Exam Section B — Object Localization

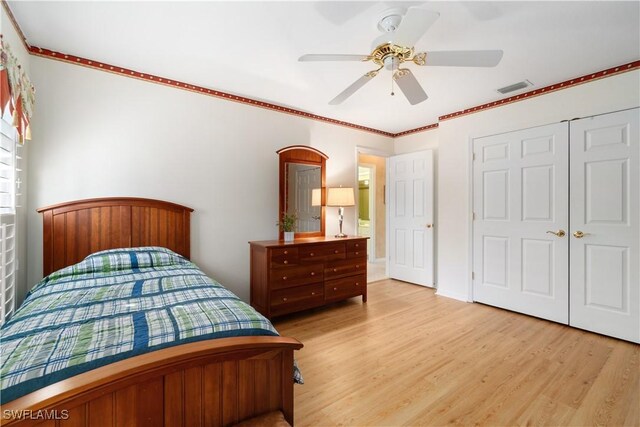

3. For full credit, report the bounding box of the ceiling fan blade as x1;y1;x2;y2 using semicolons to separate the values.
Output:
423;50;504;67
393;8;440;48
393;69;428;105
299;54;369;62
329;71;378;105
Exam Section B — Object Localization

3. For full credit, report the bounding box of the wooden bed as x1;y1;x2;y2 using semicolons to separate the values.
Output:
2;197;303;427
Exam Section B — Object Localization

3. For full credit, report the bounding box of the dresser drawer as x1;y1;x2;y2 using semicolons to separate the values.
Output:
269;264;324;289
346;240;367;259
325;274;366;302
271;283;324;315
299;242;346;262
325;257;367;280
270;247;299;267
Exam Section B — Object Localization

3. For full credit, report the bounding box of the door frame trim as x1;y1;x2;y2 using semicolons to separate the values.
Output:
468;136;475;302
355;146;391;276
357;162;377;262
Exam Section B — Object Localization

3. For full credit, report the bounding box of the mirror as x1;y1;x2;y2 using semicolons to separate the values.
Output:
285;163;322;232
277;146;328;239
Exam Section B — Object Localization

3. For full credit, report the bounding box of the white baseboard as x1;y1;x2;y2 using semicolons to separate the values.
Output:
435;288;472;303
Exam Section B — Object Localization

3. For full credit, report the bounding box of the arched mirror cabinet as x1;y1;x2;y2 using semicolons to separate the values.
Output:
277;145;328;239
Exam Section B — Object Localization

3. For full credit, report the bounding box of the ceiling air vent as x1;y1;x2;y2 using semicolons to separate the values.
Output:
497;80;533;94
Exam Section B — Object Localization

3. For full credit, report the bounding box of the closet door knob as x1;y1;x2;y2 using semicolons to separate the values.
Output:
573;231;590;238
546;230;565;237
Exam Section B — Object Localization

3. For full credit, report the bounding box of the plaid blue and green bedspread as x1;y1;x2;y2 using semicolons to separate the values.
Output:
0;247;300;404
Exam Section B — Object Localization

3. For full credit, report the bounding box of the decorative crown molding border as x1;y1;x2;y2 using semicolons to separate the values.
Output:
3;0;639;139
394;123;439;138
29;46;395;138
438;60;640;122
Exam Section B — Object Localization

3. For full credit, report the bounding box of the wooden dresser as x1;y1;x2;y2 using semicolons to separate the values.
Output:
249;237;368;318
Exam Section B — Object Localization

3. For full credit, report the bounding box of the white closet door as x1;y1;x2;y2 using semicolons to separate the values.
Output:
569;108;639;343
473;123;569;323
388;150;434;286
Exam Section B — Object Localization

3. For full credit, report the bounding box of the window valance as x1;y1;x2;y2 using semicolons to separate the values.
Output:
0;35;35;143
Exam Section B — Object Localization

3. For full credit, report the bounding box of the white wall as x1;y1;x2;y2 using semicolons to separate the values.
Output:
395;71;640;301
27;56;393;302
1;8;30;306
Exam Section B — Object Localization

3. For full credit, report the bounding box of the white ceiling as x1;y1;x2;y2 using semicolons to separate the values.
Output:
9;1;640;134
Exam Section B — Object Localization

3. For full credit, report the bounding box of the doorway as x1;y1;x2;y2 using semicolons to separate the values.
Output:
358;164;375;262
357;151;388;282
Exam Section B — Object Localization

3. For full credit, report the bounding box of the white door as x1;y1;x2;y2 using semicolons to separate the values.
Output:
569;108;639;343
295;167;321;232
473;123;569;323
388;150;434;286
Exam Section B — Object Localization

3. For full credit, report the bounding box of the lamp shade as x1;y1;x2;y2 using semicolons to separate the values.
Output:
311;188;322;206
326;187;355;207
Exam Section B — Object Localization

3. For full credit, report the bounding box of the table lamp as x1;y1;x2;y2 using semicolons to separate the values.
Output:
326;187;355;238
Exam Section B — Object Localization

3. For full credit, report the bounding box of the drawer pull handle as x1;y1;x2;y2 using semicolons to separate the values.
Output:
355;252;359;255
334;250;339;254
282;297;288;302
282;276;287;280
284;250;288;255
283;260;288;265
311;292;316;296
356;283;360;286
356;265;360;268
310;253;314;257
333;287;337;291
333;268;338;272
311;272;315;276
355;243;359;247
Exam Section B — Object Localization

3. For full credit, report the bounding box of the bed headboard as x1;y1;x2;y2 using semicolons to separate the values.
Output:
37;197;194;276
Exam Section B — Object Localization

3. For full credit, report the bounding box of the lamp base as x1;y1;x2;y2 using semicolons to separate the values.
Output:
334;233;348;238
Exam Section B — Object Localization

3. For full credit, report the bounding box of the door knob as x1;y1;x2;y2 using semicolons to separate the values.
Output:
426;224;434;228
546;230;566;237
573;231;589;238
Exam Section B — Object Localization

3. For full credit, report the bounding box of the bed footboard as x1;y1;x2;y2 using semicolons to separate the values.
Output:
1;336;303;427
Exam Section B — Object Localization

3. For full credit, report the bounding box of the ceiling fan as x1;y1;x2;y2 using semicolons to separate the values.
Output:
299;7;504;105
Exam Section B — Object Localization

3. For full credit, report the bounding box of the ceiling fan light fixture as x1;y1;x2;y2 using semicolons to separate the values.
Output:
384;56;399;70
300;7;502;106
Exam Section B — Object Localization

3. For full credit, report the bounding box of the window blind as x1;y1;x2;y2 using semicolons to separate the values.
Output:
0;117;17;324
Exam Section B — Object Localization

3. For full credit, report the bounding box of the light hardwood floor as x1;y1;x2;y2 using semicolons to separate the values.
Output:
274;279;640;427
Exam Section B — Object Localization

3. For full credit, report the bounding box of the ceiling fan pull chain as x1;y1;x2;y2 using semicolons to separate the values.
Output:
391;71;395;96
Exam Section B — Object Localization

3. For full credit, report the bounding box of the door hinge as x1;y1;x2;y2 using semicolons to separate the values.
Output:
472;272;475;280
472;212;476;220
472;152;476;161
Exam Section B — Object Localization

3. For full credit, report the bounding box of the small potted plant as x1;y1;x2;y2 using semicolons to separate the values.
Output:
277;212;297;242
